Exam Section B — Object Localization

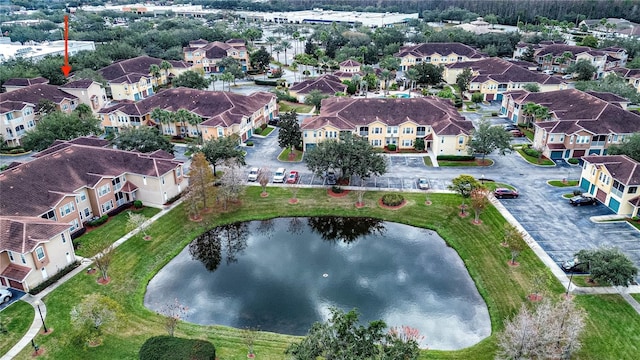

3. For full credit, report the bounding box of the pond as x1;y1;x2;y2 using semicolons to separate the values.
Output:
144;217;490;350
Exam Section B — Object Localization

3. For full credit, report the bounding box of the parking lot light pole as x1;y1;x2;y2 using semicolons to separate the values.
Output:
34;300;48;333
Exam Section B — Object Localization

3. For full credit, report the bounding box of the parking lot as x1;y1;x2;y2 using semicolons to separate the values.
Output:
0;288;26;311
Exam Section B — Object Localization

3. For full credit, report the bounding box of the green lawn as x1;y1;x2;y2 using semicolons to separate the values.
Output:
423;156;433;166
515;148;555;166
548;180;579;187
73;207;161;258
260;126;275;136
0;301;33;355
632;294;640;302
521;127;535;141
277;148;303;162
563;193;575;198
278;101;313;114
572;275;610;287
10;188;638;359
438;159;494;167
481;181;516;191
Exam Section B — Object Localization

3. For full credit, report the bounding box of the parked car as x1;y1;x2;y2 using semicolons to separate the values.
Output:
494;188;519;198
273;167;286;183
542;69;554;75
569;195;598;206
268;117;280;126
561;74;573;80
286;170;299;184
417;178;430;190
562;258;585;273
247;167;259;182
503;124;519;131
0;287;12;303
509;129;525;137
325;171;337;186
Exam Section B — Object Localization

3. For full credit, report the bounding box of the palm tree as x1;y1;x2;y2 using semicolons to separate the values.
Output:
265;36;279;58
281;40;292;66
351;74;362;95
174;109;193;137
187;113;203;140
290;62;298;83
221;72;234;91
209;74;218;91
380;69;393;96
160;60;172;84
273;44;283;64
521;102;539;126
534;106;550;122
151;108;173;135
149;64;161;86
406;68;419;96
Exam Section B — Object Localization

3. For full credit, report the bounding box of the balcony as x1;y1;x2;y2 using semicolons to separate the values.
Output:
591;141;606;147
15;130;26;136
359;131;369;136
416;131;426;137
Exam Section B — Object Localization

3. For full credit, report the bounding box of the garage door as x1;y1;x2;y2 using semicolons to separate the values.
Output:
485;93;494;101
596;189;607;203
573;150;585;157
8;279;24;291
305;143;316;151
608;197;621;213
579;178;591;192
551;151;564;159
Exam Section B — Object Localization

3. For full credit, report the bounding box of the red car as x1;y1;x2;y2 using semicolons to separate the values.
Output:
286;170;299;184
494;188;519;199
509;129;525;137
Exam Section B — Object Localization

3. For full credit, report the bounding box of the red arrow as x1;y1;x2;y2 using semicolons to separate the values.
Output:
60;15;72;77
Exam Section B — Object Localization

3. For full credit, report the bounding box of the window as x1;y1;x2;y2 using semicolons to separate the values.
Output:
387;126;398;134
76;193;86;203
84;208;90;218
35;246;45;261
61;233;66;243
7;251;13;262
218;127;224;137
570;135;574;144
629;187;637;194
402;127;414;134
371;139;382;146
402;139;413;147
372;127;382;134
101;200;114;213
458;136;465;145
425;56;431;62
70;219;80;232
176;167;182;177
20;253;26;264
162;176;165;185
457;56;463;61
98;184;110;197
143;176;147;185
41;209;56;221
59;202;75;217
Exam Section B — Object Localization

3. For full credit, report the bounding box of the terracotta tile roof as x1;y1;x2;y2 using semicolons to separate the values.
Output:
396;42;485;59
449;58;563;85
289;75;346;95
0;216;70;254
0;263;32;282
0;143;183;217
189;39;209;45
99;56;190;82
582;155;640;186
0;84;78;106
535;44;600;57
301;97;473;136
100;88;275;129
3;77;49;87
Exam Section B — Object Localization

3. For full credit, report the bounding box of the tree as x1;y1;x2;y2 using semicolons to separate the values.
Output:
504;225;526;265
127;212;149;239
217;56;244;83
471;92;484;107
22;110;102;151
523;83;540;92
286;307;421;360
158;299;188;337
87;242;114;282
468;119;513;163
519;45;536;62
160;60;173;82
448;175;480;214
574;73;640;103
574;247;639;287
257;167;270;196
220;72;235;91
217;160;245;210
470;188;489;224
149;64;161;85
112;126;174;154
456;68;474;99
579;35;599;48
497;299;586;360
35;99;58;116
189;153;215;211
199;135;245;175
277;111;302;151
303;89;329;114
70;294;122;346
607;133;640;161
567;59;597;81
172;70;210;90
281;40;292;65
250;47;271;73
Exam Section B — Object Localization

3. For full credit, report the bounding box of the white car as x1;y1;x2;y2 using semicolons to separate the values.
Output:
561;74;573;80
0;287;12;303
247;167;259;181
273;167;286;183
542;69;554;75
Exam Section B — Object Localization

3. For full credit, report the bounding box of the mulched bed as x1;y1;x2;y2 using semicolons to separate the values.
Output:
327;189;350;198
377;199;407;210
288;198;299;204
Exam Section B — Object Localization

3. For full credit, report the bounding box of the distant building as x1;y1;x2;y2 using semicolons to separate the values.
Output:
288;75;347;103
332;60;363;80
395;42;485;72
607;67;640;93
0;40;95;63
183;39;250;73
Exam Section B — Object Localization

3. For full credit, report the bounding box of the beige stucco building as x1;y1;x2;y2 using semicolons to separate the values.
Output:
579;155;640;216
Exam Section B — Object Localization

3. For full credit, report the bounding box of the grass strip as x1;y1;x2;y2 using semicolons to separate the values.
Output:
548;180;579;187
0;301;33;355
515;148;555;166
277;148;303;162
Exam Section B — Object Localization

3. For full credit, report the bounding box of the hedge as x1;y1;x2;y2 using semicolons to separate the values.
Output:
254;127;263;135
29;261;80;295
521;145;540;158
87;215;108;227
246;141;254;146
381;193;404;206
387;144;397;151
133;200;143;209
436;155;475;161
568;158;579;164
139;336;216;360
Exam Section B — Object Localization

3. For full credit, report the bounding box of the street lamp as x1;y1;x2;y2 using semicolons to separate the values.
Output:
34;300;48;334
565;272;574;298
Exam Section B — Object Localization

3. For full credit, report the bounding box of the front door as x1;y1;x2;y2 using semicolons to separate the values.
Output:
41;267;48;280
66;252;72;264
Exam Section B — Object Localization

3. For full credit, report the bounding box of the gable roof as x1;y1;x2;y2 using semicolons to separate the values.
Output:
0;216;70;254
448;58;563;85
99;56;190;82
59;79;96;89
395;42;485;59
340;59;361;67
301;97;473;136
581;155;640;186
3;77;49;87
0;143;182;217
0;84;78;106
289;75;347;95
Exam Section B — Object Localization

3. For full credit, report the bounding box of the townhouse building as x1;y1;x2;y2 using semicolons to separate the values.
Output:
2;77;49;92
501;89;640;160
332;59;362;80
288;75;348;103
99;56;193;101
300;97;474;154
183;39;250;72
513;42;627;78
444;58;567;102
98;88;277;142
608;67;640;93
579;155;640;216
395;42;485;72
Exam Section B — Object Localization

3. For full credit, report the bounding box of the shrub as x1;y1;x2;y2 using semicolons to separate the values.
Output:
254;127;263;135
436;155;475;161
107;203;133;217
29;261;80;295
273;89;297;102
521;145;540;158
381;193;404;206
387;144;397;151
573;189;583;196
139;336;216;360
87;215;108;227
260;123;268;130
9;148;26;154
133;200;143;209
165;192;183;204
414;138;425;151
491;112;498;117
568;158;579;164
331;185;343;194
246;141;254;147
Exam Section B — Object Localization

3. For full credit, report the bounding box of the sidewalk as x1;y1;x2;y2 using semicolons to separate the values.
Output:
1;200;182;360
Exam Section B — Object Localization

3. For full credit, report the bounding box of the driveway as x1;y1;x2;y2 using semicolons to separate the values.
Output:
0;288;26;311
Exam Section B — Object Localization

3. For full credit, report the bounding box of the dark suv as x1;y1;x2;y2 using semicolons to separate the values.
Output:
569;195;598;206
325;171;337;186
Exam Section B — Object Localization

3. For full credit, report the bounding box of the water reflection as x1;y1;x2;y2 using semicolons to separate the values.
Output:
146;217;491;350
